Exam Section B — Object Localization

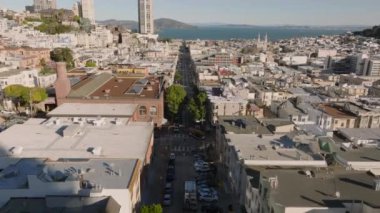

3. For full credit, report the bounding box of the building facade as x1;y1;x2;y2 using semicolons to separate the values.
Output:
138;0;154;34
33;0;57;12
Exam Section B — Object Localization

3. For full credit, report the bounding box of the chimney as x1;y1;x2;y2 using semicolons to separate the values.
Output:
54;62;71;105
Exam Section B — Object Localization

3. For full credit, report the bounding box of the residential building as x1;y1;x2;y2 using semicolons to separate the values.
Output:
316;103;357;131
54;63;165;127
244;166;380;213
215;116;326;206
0;103;154;212
138;0;154;34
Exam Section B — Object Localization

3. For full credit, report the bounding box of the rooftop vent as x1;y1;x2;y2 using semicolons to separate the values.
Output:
89;146;102;156
9;146;23;156
374;179;380;191
104;89;111;94
268;176;279;189
54;118;61;125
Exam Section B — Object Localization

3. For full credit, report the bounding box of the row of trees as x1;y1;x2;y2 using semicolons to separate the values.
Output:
140;204;162;213
165;84;208;124
165;84;187;121
188;91;207;123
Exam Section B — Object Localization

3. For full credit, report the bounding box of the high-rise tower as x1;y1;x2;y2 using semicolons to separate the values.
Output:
80;0;95;25
33;0;56;12
138;0;154;34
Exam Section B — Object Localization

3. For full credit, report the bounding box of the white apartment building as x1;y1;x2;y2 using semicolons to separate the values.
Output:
0;68;38;89
0;103;154;213
0;68;56;89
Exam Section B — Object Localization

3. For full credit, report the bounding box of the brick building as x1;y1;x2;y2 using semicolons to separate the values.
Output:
54;63;165;127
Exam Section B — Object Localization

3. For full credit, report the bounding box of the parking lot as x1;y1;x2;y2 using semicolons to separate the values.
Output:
144;128;238;213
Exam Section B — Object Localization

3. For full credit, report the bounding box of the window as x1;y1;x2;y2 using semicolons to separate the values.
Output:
139;106;147;115
150;106;157;116
334;120;338;124
341;123;344;127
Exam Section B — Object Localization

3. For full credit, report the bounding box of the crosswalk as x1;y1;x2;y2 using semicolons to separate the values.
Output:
165;145;196;152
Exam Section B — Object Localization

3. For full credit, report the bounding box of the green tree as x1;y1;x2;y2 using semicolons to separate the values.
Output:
140;204;163;213
4;85;47;104
85;60;97;67
4;85;28;100
174;72;182;82
188;98;201;121
50;48;75;69
165;84;187;121
188;91;207;123
30;87;48;103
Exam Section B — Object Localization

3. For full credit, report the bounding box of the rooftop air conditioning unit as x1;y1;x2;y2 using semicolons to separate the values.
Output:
91;147;102;156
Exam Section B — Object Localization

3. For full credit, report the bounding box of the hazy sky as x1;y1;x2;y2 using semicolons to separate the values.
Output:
2;0;380;25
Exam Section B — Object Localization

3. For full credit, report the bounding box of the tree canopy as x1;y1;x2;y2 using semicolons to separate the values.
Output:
4;85;48;104
165;84;187;121
50;48;75;69
188;91;207;123
85;60;97;67
140;204;162;213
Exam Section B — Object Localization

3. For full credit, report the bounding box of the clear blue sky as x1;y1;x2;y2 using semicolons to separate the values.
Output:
2;0;380;25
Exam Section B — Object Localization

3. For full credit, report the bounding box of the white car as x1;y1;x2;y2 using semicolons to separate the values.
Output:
194;161;209;168
163;194;172;206
199;193;218;202
169;153;176;160
198;187;217;196
195;165;211;172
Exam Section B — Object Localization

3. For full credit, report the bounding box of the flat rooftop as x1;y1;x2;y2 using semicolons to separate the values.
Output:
338;128;380;142
0;196;119;213
226;134;324;162
68;73;161;100
218;116;272;135
0;158;137;190
48;103;138;118
0;117;153;160
247;167;380;208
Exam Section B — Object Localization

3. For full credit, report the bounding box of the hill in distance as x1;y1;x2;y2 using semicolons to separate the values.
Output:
354;25;380;39
97;18;196;31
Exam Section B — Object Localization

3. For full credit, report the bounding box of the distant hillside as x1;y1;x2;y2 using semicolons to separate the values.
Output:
155;18;196;31
354;26;380;39
97;18;196;31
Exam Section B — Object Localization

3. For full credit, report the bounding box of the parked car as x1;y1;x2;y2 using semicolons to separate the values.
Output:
196;179;209;185
201;204;223;213
170;153;176;160
194;160;209;168
169;159;175;166
167;167;175;175
166;173;175;182
199;193;218;202
163;194;172;206
198;188;218;196
164;182;173;194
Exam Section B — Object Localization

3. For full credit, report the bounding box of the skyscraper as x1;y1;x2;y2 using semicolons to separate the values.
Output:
33;0;56;12
80;0;95;25
138;0;154;34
